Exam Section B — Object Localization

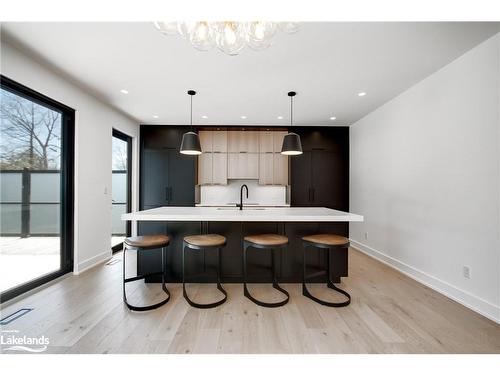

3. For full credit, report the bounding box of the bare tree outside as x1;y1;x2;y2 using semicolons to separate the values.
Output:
0;88;61;170
112;137;128;171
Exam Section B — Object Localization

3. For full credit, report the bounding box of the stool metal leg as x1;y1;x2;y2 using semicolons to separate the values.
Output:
302;242;351;307
243;242;289;308
182;242;228;309
123;244;170;312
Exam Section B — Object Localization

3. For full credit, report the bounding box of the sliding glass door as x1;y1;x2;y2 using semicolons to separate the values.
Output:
0;76;74;303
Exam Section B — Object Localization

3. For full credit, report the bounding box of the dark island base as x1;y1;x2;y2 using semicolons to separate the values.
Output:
137;221;349;283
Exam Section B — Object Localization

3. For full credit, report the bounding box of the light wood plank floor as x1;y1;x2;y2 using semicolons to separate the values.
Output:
1;248;499;354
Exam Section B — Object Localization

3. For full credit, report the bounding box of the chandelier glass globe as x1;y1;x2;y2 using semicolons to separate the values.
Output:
245;22;277;51
177;21;197;38
189;22;214;51
279;22;301;34
154;21;301;55
211;22;247;56
153;21;179;36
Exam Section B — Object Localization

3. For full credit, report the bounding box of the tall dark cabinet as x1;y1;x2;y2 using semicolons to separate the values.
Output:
138;126;198;280
290;127;349;210
140;126;196;209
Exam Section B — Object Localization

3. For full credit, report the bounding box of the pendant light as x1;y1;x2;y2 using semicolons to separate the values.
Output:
180;90;202;155
281;91;303;155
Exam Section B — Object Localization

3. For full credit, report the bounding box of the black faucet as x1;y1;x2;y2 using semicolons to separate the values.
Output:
237;184;249;210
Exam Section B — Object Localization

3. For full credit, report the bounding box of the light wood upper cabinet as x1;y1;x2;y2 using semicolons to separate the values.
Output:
198;130;288;185
273;153;288;185
228;131;259;153
198;152;213;185
259;131;274;153
212;131;227;152
199;131;213;153
259;153;274;185
212;152;227;184
273;131;288;153
228;153;258;179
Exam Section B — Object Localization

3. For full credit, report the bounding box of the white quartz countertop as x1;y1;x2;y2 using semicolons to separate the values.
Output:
195;203;291;207
122;206;363;222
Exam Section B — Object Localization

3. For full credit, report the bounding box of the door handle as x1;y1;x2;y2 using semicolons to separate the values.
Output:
165;186;172;202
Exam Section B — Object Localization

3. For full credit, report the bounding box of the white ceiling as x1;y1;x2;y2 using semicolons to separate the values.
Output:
2;22;499;126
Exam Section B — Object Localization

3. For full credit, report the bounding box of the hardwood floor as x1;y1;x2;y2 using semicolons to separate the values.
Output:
1;248;499;354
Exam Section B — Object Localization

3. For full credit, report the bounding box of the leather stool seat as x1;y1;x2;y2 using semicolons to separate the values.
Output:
244;234;288;247
124;235;170;248
302;234;348;246
184;234;226;247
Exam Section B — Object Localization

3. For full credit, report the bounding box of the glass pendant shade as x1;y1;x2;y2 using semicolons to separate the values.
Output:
180;131;202;155
281;132;303;155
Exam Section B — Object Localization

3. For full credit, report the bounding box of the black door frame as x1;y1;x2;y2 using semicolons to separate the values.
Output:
112;128;132;252
0;75;75;303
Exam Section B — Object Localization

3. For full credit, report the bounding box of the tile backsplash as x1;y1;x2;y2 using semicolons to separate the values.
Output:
198;180;288;206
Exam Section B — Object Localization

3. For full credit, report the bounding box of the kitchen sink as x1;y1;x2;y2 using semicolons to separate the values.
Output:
216;207;266;210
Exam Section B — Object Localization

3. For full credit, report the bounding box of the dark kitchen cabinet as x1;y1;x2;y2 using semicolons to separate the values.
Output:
140;126;196;208
290;127;349;211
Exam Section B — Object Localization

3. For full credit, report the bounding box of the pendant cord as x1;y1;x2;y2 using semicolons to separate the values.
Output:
290;95;293;128
190;95;193;132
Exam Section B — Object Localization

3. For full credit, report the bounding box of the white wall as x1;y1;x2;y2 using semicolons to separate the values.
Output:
1;40;139;274
350;34;500;323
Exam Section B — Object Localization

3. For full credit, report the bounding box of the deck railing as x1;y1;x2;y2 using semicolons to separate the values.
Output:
0;169;127;236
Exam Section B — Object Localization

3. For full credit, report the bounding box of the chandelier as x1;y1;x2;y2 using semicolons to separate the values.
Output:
153;21;300;56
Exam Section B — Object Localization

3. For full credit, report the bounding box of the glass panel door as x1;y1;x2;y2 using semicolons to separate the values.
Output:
0;76;74;302
111;129;131;251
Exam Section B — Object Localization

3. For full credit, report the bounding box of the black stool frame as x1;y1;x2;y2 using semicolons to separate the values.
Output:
302;240;351;307
243;240;290;308
123;243;170;311
182;241;228;309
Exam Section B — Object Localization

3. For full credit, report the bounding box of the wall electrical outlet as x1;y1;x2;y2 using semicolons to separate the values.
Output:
463;266;471;279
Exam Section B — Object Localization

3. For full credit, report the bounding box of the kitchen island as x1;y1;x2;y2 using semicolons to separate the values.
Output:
122;206;363;283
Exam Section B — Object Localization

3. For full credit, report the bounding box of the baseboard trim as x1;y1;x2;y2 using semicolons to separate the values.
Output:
74;250;112;275
350;239;500;324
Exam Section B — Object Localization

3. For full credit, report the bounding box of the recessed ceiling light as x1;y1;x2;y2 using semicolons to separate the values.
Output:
358;92;367;97
277;116;284;120
201;115;208;119
153;115;159;119
329;116;336;120
120;89;129;94
240;115;247;119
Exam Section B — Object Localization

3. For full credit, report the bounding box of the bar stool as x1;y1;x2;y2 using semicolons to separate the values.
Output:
302;234;351;307
243;234;290;308
182;234;228;309
123;235;170;311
